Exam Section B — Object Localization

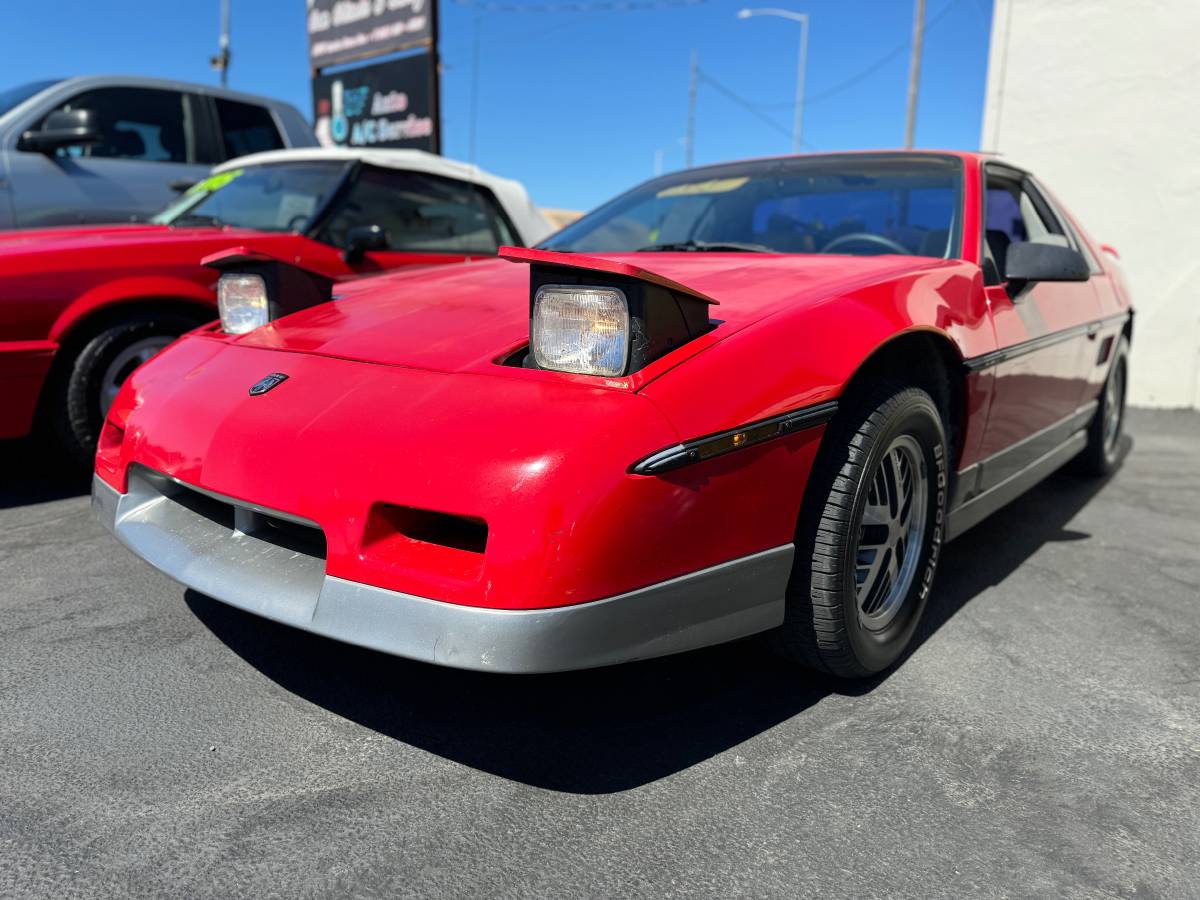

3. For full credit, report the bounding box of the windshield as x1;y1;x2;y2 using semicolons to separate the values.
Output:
542;154;964;258
0;79;60;117
152;161;350;232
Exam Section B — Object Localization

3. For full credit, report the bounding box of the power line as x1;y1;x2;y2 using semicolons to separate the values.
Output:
452;0;703;12
737;0;963;110
697;67;818;149
440;11;598;58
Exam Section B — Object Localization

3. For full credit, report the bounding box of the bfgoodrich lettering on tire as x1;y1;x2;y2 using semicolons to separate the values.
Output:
777;383;948;678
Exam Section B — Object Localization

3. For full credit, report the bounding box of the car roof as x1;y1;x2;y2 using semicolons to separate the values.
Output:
213;147;556;245
674;148;991;176
37;74;306;108
0;75;316;149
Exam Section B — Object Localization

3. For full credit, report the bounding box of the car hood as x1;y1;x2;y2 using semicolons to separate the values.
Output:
231;252;956;377
0;223;267;258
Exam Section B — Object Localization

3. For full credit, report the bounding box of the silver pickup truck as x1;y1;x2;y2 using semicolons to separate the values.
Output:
0;75;316;229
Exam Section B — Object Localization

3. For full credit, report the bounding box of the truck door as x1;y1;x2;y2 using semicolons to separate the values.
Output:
8;86;210;227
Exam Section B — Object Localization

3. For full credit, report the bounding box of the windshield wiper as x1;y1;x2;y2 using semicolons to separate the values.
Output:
169;213;224;228
637;239;773;253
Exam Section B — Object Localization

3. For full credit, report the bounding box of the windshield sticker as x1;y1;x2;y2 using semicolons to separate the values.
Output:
656;177;749;198
186;168;243;197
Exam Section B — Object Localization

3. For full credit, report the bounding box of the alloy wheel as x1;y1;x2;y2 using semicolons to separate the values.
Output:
99;336;173;419
1103;356;1126;456
854;434;928;631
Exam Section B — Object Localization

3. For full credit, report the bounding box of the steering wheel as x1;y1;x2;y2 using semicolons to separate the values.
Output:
821;232;910;255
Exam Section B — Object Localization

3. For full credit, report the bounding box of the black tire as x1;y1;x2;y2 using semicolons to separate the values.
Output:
49;312;198;467
1074;334;1129;477
777;383;948;678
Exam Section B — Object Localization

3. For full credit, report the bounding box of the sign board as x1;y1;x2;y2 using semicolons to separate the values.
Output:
312;54;436;152
306;0;432;68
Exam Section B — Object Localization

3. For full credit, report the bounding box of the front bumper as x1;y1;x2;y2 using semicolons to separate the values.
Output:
93;471;794;673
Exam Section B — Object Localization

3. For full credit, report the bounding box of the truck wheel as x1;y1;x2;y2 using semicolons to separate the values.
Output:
777;383;948;678
1074;335;1129;477
52;312;198;466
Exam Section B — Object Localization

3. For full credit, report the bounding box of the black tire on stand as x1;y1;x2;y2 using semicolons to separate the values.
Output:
777;383;949;678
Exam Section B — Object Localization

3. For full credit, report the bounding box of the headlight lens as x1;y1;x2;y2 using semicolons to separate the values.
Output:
218;273;269;334
531;285;629;376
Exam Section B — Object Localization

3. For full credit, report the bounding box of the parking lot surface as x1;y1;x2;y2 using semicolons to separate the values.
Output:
1;409;1198;899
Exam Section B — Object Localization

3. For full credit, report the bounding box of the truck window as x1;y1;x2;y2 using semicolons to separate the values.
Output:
215;98;285;159
45;87;196;163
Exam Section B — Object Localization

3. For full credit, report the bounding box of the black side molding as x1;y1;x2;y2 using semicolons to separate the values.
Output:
964;311;1130;372
631;400;838;475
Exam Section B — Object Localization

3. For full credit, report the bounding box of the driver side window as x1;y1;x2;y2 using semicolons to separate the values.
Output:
43;87;198;163
983;171;1063;284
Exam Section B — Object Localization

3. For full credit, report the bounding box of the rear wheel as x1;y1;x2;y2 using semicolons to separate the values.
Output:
50;311;199;466
777;383;948;678
1074;334;1129;476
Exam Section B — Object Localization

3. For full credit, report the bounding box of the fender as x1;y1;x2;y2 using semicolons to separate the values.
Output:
640;263;996;460
49;274;217;344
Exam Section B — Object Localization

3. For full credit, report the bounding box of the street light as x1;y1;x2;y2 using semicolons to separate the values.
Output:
737;7;809;154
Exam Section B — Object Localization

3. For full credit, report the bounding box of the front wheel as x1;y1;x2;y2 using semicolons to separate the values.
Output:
50;312;199;466
777;384;948;678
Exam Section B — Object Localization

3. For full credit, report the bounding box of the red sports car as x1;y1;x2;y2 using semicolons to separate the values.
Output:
93;151;1132;677
0;147;552;462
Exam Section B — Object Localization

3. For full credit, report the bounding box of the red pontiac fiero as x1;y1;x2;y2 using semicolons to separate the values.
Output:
93;152;1132;677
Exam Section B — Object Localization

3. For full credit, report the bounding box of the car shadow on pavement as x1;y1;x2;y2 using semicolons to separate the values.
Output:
0;437;90;509
185;437;1130;794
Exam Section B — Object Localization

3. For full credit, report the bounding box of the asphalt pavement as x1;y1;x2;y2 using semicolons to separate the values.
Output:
1;409;1198;899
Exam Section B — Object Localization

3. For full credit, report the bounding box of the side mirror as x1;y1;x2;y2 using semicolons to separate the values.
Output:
342;224;389;263
18;108;103;154
1004;241;1089;296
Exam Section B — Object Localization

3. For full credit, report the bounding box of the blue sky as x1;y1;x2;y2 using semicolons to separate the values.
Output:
2;0;994;210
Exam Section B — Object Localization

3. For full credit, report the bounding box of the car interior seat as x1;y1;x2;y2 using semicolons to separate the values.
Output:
986;229;1012;277
103;129;146;159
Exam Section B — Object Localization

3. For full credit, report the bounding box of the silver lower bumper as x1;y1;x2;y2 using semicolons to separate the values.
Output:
92;472;794;673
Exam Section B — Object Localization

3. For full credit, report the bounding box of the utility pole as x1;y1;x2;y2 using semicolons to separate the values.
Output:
211;0;231;87
685;50;698;168
904;0;925;149
468;10;481;164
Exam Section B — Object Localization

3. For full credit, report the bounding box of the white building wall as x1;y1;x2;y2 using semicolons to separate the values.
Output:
982;0;1200;408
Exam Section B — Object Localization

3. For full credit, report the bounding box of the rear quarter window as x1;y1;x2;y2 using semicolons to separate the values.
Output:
215;98;284;159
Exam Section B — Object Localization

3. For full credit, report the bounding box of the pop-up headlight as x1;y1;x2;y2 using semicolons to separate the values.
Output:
217;273;269;335
203;247;335;335
513;250;718;378
532;285;630;376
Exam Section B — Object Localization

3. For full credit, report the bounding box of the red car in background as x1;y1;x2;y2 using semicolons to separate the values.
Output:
94;151;1132;678
0;147;552;461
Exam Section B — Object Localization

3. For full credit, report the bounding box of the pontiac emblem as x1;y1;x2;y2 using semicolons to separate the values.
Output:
249;373;288;396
